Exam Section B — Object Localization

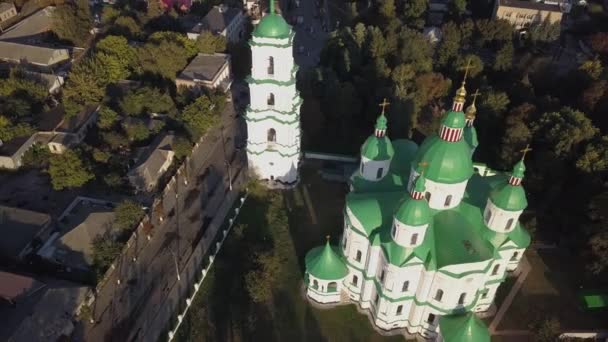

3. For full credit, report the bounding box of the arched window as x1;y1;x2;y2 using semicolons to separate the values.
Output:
505;218;514;231
328;282;338;292
352;275;358;286
342;235;347;251
425;192;431;202
267;93;275;106
410;233;419;245
427;313;436;324
313;279;318;289
355;250;362;262
391;224;396;238
444;195;452;207
267;128;276;142
458;292;466;305
402;281;409;292
376;167;383;179
434;289;443;301
492;264;500;275
396;305;403;315
360;162;365;174
267;56;274;75
374;294;380;306
511;252;519;261
379;270;385;282
485;210;492;222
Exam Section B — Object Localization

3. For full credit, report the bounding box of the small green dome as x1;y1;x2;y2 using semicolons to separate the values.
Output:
413;174;426;193
512;159;526;179
442;111;466;129
490;182;528;211
439;313;490;342
463;126;479;148
375;114;387;131
253;14;291;38
361;135;394;161
412;135;474;184
394;196;431;226
305;241;349;281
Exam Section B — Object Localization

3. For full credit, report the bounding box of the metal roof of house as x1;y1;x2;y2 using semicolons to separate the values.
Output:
498;0;563;11
128;133;175;191
0;2;15;13
0;135;32;156
0;205;51;260
0;41;69;66
0;7;54;43
178;53;229;82
191;6;241;34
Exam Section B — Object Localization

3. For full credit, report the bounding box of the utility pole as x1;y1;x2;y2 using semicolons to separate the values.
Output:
220;125;233;191
167;247;180;282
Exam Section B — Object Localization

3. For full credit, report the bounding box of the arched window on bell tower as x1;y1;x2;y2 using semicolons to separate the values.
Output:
267;128;276;149
267;93;275;107
268;56;274;76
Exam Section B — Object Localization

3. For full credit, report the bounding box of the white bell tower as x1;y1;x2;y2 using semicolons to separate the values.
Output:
245;1;302;188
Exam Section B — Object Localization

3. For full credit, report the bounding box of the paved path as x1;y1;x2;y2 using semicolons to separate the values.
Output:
489;256;532;334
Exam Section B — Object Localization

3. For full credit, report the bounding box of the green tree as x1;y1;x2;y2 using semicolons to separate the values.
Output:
97;107;119;130
414;72;450;107
528;18;560;43
245;251;282;303
479;90;510;118
196;31;227;54
379;0;396;19
62;57;108;116
92;148;111;163
579;80;608;114
494;41;514;71
179;95;222;136
0;115;34;141
450;0;467;17
114;200;145;230
576;136;608;173
499;103;535;167
530;317;560;342
111;16;142;39
96;35;136;77
403;0;427;28
123;121;150;141
146;0;164;18
533;107;599;159
398;28;433;72
579;58;603;80
454;54;483;77
22;143;51;168
51;0;92;47
119;87;175;116
136;40;192;79
48;150;94;190
437;21;462;66
173;136;193;159
102;131;129;150
91;234;123;278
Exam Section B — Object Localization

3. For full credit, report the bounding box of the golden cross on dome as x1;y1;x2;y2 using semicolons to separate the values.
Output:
378;98;390;114
460;58;473;81
520;144;533;160
470;89;481;103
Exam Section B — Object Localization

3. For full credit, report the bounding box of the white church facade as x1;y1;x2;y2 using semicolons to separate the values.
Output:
304;78;531;341
245;1;302;188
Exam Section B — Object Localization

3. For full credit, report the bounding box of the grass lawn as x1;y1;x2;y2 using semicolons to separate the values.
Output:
496;248;608;331
175;165;406;341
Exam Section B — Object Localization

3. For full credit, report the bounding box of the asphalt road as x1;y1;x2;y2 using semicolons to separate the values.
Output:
82;100;247;342
289;0;331;68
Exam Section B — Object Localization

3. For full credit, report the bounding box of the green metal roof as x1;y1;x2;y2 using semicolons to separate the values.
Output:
464;126;479;149
439;313;490;342
490;182;528;211
375;113;388;131
413;174;426;193
442;111;466;129
253;14;291;38
412;135;474;184
512;159;526;179
305;241;349;280
394;196;431;226
361;135;394;161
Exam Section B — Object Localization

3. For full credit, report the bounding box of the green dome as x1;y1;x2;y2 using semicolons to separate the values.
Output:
413;174;426;193
361;135;394;161
439;313;490;342
463;126;479;148
412;135;474;184
305;241;349;281
512;159;526;179
394;196;431;226
253;14;291;38
490;182;528;211
442;111;466;129
375;114;387;131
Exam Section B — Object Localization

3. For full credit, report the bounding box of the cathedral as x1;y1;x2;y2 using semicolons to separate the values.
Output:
246;4;530;341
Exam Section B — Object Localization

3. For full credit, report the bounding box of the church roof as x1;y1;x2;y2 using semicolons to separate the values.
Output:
253;13;291;38
305;241;349;280
346;140;530;270
442;111;466;129
412;135;474;184
490;182;528;211
361;135;394;161
439;312;490;342
394;196;431;226
464;126;479;149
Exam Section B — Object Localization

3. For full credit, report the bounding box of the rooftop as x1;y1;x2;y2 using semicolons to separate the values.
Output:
128;133;175;190
0;135;33;156
497;0;564;12
0;271;45;304
54;104;98;133
178;53;229;83
192;5;241;34
0;7;54;43
0;41;69;66
0;2;15;12
0;205;51;260
38;198;116;270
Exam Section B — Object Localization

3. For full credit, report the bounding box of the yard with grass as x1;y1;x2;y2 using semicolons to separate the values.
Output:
175;165;406;341
496;248;608;331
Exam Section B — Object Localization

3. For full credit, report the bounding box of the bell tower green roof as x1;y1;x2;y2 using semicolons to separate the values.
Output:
490;182;528;211
253;1;291;38
439;313;490;342
305;239;348;280
412;135;473;184
394;196;431;226
442;111;466;129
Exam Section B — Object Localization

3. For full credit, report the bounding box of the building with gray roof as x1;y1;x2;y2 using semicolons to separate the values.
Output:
128;133;176;193
0;205;52;262
175;53;232;93
187;5;245;42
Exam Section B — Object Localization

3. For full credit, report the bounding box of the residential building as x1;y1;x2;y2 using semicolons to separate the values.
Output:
187;5;245;43
0;205;52;262
0;41;69;72
245;5;303;187
493;0;569;29
0;135;37;169
0;6;54;43
37;197;116;273
0;271;88;342
22;70;64;94
175;53;232;93
302;74;530;340
128;133;175;192
0;2;17;23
